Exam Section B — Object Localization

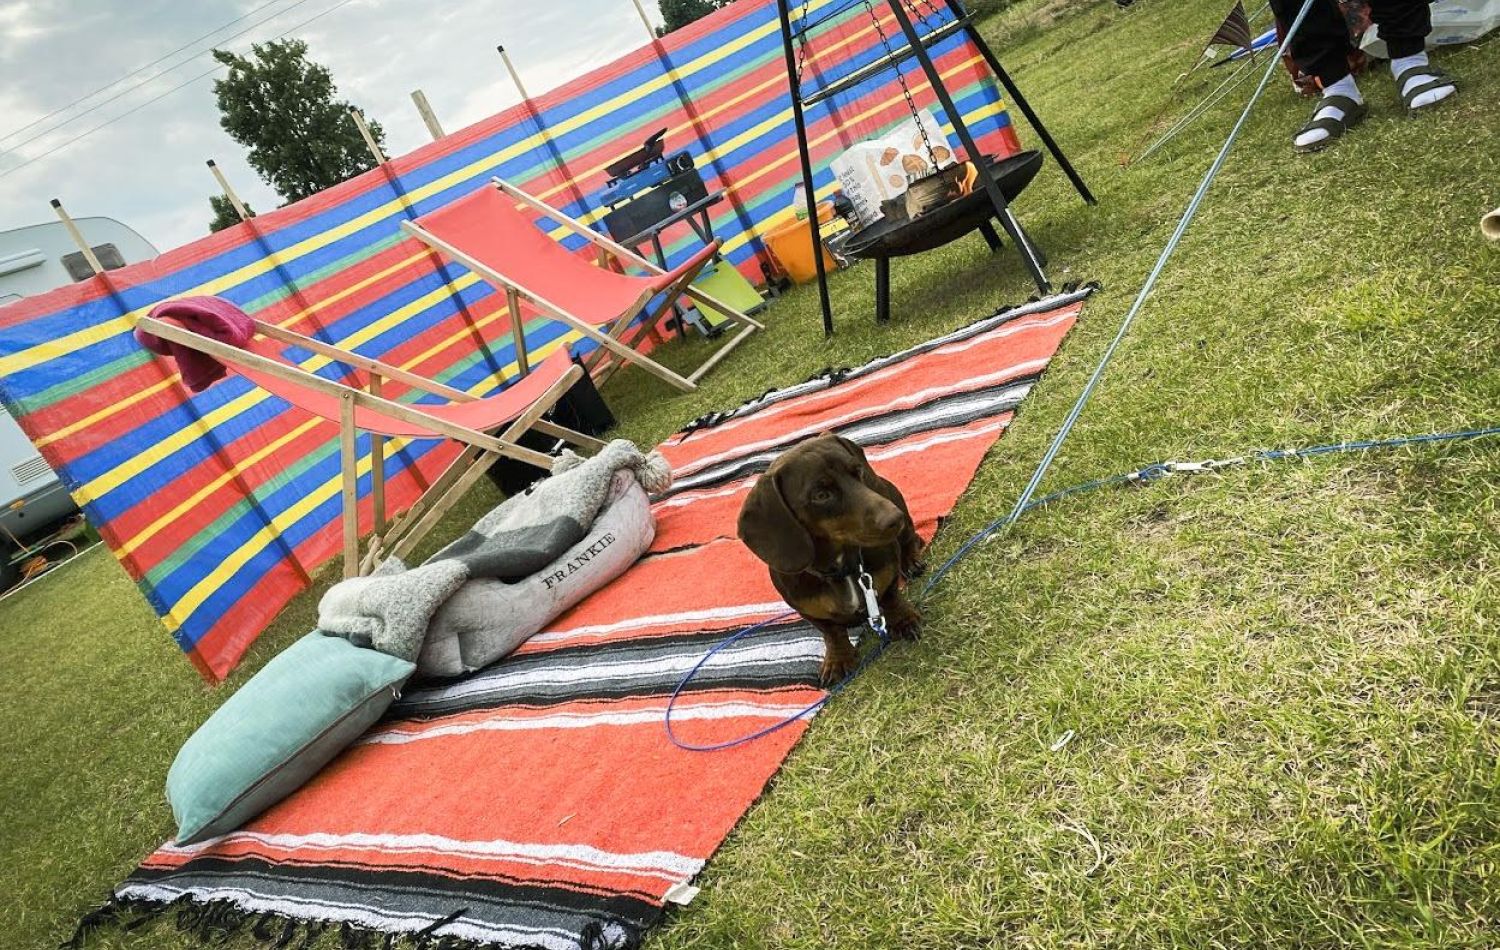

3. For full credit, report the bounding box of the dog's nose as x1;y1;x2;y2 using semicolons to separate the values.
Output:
874;507;903;536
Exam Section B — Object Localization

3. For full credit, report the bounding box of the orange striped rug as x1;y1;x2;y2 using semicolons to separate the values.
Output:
93;286;1091;949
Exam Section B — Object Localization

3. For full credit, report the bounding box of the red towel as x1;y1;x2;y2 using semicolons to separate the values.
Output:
136;296;256;393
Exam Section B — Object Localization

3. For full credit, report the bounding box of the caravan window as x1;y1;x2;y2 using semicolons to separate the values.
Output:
62;243;126;281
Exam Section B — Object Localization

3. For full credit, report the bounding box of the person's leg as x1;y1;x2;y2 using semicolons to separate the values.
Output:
1369;0;1456;110
1270;0;1359;88
1271;0;1367;151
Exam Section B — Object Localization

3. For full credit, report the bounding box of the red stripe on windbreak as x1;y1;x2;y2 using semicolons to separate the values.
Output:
185;447;455;681
73;286;516;560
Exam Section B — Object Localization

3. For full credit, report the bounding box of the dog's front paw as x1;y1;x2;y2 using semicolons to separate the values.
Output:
820;646;859;685
888;608;922;642
901;538;929;580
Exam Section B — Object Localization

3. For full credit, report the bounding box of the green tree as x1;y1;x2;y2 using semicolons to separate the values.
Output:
210;39;384;204
208;193;254;233
657;0;721;33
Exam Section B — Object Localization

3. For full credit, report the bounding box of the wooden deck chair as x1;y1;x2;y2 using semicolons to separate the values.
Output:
135;313;607;578
401;177;764;393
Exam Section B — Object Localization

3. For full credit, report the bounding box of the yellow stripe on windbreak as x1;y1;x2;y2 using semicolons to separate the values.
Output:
160;333;577;632
35;376;179;449
0;0;798;380
116;418;324;560
118;288;540;558
72;270;488;504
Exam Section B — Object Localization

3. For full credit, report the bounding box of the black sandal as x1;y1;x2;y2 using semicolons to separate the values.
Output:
1395;64;1457;115
1293;94;1368;154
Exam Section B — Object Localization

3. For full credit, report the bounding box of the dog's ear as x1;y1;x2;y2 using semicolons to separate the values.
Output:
738;470;814;574
830;433;878;484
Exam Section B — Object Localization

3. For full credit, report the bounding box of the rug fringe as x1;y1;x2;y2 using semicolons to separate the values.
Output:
66;891;640;950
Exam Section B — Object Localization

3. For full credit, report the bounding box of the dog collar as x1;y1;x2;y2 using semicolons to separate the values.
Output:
805;555;859;581
806;555;888;640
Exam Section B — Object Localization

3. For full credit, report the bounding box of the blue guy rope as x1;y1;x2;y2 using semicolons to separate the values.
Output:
1001;0;1321;536
664;0;1448;752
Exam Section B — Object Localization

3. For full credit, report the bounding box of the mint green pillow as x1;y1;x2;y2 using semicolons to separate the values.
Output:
168;631;414;844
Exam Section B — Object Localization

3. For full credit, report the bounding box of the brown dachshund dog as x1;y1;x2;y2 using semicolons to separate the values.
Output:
737;433;925;684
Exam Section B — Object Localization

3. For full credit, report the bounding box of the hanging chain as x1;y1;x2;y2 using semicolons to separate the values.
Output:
863;0;938;170
903;0;939;33
793;0;815;86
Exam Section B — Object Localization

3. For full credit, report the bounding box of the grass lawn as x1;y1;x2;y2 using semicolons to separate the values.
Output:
3;0;1497;946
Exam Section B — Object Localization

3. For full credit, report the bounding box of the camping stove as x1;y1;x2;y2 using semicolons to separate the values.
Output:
600;129;709;243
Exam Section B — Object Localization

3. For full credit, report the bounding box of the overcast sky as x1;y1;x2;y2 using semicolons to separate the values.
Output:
0;0;664;251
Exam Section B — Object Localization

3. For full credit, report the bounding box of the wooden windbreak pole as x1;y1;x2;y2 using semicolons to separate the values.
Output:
206;160;251;221
627;0;657;36
496;45;531;100
496;44;591;218
411;89;446;140
348;106;387;163
49;199;105;275
352;104;506;383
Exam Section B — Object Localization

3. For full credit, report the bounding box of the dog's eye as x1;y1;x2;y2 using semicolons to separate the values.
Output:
811;487;834;505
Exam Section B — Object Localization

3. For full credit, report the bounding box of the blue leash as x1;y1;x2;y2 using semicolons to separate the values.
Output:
665;425;1500;751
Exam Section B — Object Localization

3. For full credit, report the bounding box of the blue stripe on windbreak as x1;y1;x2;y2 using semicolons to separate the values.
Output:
9;14;908;363
40;72;1011;508
165;433;453;645
5;0;836;345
